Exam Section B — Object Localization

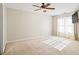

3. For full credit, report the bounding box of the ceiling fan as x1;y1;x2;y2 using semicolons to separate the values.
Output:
33;3;55;12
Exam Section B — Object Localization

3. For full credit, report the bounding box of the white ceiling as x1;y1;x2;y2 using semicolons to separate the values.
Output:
5;3;79;16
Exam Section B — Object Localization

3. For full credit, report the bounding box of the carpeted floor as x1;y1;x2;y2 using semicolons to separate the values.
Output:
3;36;79;55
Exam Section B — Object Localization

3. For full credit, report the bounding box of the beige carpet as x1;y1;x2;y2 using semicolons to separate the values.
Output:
3;36;79;55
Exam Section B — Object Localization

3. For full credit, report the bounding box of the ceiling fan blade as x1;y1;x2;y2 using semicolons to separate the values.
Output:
33;5;41;8
45;8;55;10
34;9;41;11
45;3;50;7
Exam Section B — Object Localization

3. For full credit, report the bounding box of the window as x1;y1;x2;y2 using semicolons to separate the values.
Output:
58;16;74;35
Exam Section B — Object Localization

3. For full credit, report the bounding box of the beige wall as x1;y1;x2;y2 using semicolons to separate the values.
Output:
51;16;57;36
6;8;52;42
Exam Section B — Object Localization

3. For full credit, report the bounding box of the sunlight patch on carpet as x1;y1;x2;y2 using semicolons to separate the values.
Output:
42;36;75;51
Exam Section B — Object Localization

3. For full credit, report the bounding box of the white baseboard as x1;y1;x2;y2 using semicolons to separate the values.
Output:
7;36;49;43
7;38;27;43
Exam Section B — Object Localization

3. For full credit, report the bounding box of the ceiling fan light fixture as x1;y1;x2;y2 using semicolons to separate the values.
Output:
43;10;46;12
33;3;55;12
